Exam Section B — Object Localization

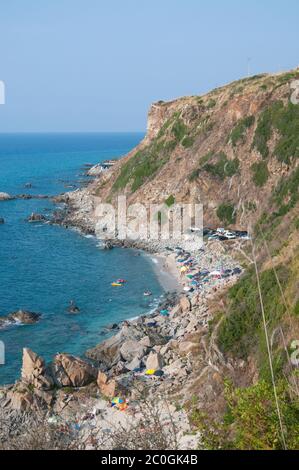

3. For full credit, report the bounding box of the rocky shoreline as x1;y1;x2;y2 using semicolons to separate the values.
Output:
0;170;248;450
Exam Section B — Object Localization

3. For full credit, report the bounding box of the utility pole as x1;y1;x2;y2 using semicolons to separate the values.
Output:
247;57;251;77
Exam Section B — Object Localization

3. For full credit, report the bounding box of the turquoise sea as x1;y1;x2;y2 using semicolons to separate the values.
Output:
0;133;164;384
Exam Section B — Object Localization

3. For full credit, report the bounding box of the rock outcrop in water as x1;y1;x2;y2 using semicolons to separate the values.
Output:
27;212;47;223
0;310;41;329
0;192;13;201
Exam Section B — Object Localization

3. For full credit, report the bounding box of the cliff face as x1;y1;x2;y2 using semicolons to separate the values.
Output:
91;69;299;233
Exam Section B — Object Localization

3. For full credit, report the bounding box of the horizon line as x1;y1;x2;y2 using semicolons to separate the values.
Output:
0;130;145;135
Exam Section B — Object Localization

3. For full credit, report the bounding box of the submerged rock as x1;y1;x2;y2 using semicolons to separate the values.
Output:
27;212;46;223
67;300;80;314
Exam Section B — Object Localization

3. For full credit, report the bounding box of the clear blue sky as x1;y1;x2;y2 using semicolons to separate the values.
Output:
0;0;298;132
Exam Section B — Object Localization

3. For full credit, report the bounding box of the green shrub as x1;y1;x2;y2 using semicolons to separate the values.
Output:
272;166;299;216
273;103;299;163
229;115;255;146
188;168;200;182
217;203;236;225
197;379;299;450
207;98;216;108
113;138;176;192
251;161;269;187
171;118;188;142
218;266;289;358
252;103;281;158
181;135;195;148
165;194;175;207
253;101;299;163
203;153;239;179
199;151;213;166
277;71;299;84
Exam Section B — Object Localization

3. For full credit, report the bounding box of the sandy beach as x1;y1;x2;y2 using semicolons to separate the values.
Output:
147;253;182;293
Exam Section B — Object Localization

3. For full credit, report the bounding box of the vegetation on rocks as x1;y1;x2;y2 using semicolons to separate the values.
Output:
194;380;299;450
229;115;255;146
272;166;299;216
113;138;176;192
253;101;299;163
218;266;289;360
251;161;269;187
216;203;236;225
203;152;240;179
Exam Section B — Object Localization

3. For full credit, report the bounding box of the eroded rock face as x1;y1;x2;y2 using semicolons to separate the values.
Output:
52;353;97;388
97;371;118;398
21;348;54;391
22;348;45;382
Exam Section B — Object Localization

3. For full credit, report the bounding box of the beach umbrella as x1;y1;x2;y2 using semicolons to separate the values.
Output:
160;309;169;316
111;397;124;404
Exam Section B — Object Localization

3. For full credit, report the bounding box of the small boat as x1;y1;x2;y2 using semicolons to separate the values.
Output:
111;282;123;287
117;279;126;284
143;290;152;297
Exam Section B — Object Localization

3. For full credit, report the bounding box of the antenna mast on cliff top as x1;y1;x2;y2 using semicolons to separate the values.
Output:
247;57;252;77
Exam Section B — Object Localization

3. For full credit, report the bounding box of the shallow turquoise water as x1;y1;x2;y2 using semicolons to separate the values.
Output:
0;133;164;384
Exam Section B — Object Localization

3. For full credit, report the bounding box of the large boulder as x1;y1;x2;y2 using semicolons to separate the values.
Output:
52;353;97;388
97;371;119;398
125;357;142;371
86;333;123;368
6;388;34;412
21;348;45;382
21;348;54;391
145;352;164;370
120;339;148;362
180;296;191;313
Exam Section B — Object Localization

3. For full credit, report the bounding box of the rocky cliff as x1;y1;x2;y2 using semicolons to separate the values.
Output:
88;68;299;234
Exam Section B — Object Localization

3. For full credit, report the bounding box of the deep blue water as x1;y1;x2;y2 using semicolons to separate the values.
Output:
0;133;164;384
